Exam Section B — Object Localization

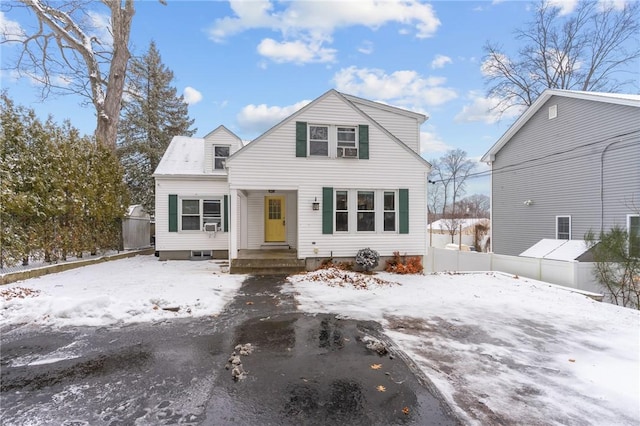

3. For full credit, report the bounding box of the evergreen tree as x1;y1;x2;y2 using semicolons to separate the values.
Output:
117;41;196;216
1;92;128;267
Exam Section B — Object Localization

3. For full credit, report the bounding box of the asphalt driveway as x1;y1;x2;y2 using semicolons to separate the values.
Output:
1;274;458;425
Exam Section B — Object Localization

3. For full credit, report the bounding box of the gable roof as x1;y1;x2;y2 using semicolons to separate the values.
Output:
153;136;206;176
226;89;431;168
481;89;640;162
204;125;243;145
341;93;428;123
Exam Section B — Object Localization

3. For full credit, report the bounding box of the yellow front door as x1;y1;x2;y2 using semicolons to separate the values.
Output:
265;196;286;242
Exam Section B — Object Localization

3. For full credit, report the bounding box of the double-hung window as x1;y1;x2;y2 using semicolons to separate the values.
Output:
181;200;201;231
214;145;230;170
357;191;375;232
383;191;396;232
335;191;349;232
556;216;571;240
337;126;358;158
628;215;639;258
309;125;329;156
181;199;222;231
203;200;222;230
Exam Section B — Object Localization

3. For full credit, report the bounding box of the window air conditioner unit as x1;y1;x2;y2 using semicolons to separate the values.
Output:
203;222;219;232
337;147;358;158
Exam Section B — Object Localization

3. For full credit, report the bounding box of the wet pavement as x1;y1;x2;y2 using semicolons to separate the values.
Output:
1;274;459;425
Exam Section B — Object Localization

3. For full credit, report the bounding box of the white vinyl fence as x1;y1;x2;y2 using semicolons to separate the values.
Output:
426;248;604;296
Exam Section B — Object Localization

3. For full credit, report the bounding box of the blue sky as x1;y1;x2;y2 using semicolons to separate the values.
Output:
1;0;636;196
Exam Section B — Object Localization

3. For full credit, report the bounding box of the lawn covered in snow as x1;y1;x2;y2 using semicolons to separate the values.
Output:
0;255;244;328
286;268;640;426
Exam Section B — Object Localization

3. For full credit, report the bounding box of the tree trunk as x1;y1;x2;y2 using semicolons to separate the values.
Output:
95;0;135;150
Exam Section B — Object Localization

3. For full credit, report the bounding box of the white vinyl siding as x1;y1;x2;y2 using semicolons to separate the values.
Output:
344;100;422;153
154;177;229;251
203;127;243;173
227;91;428;259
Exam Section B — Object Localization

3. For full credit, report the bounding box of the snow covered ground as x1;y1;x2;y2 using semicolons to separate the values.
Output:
0;255;244;328
1;256;638;425
286;268;640;426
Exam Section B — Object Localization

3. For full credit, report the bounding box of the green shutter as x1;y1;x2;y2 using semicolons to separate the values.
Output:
399;189;409;234
322;187;333;234
223;195;229;232
296;121;307;157
359;125;369;159
168;194;178;232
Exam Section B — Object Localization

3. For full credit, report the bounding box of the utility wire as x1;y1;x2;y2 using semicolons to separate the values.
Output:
428;129;640;183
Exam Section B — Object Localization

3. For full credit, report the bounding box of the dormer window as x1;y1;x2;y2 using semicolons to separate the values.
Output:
214;145;229;169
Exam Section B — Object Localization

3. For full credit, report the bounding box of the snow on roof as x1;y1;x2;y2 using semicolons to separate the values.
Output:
520;239;592;261
153;136;205;175
429;218;489;231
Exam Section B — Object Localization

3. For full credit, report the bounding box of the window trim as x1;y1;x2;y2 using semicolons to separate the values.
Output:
308;124;329;157
357;190;376;232
213;145;230;170
179;197;224;232
336;126;359;158
335;190;349;232
383;191;397;232
628;214;639;258
305;123;362;159
556;215;571;240
326;188;405;235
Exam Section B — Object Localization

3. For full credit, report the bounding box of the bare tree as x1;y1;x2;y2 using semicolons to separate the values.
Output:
456;194;490;219
483;0;640;115
2;0;165;150
429;149;477;242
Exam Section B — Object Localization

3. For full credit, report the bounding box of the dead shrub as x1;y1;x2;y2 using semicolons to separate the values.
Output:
385;251;423;274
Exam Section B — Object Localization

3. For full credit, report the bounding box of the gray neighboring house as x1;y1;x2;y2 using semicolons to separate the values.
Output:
481;89;640;256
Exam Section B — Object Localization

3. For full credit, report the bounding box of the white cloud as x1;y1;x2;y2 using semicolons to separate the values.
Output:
598;0;628;11
420;127;453;155
183;87;203;105
85;11;113;47
0;11;25;42
431;54;452;69
455;92;523;124
208;0;440;64
481;53;510;77
333;66;457;109
547;0;579;15
257;38;336;64
237;99;311;135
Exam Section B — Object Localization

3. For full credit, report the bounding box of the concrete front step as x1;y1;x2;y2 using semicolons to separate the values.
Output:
230;258;306;275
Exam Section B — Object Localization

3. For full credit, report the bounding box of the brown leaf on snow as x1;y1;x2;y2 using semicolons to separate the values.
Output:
370;364;382;370
569;359;576;363
1;287;41;301
376;385;386;392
